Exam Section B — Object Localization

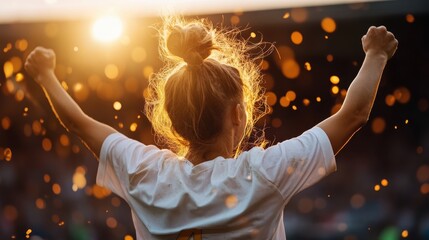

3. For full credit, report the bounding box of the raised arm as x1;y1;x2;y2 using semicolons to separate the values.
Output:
24;47;117;159
317;26;398;155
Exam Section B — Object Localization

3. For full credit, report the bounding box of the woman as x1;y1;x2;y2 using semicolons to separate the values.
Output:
24;16;398;239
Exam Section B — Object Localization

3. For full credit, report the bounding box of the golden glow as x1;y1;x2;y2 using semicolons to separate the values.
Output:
113;101;122;111
43;174;51;183
88;74;101;90
72;167;87;190
265;92;277;106
92;15;123;43
42;138;53;151
146;16;268;157
321;17;336;33
73;83;90;102
105;64;119;80
281;59;300;79
405;14;415;23
385;94;396;106
421;183;429;194
60;82;68;91
15;73;24;82
401;230;409;238
303;98;310;106
131;47;147;63
4;61;13;78
130;122;138;132
124;235;134;240
15;39;28;51
52;183;61;195
15;89;25;101
304;62;311;71
331;86;339;94
14;89;25;102
274;46;295;67
285;91;296;101
374;184;381;191
260;60;270;71
282;12;290;19
394;87;411;104
371;117;386;134
92;184;112;199
59;134;70;146
290;8;308;23
279;97;290;107
1;117;11;130
291;31;303;45
330;75;340;84
10;57;22;73
4;148;12;161
32;120;42;135
35;198;46;209
230;15;240;25
111;197;122;207
106;217;118;228
143;66;154;79
44;23;59;38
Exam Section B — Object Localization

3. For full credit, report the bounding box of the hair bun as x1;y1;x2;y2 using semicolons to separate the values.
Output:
167;24;214;66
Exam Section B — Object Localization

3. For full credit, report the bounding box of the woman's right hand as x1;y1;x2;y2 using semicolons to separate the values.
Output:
24;46;56;85
361;26;398;60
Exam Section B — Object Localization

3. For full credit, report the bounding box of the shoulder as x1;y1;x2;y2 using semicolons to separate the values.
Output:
101;132;176;169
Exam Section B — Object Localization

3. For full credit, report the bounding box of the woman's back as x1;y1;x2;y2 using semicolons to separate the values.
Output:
98;127;335;239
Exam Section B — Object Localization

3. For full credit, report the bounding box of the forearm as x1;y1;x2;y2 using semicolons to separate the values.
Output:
39;71;89;135
25;47;117;158
340;52;388;122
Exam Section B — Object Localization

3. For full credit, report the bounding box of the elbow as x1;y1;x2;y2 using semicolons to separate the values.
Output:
62;115;88;137
357;115;369;128
340;108;369;131
353;110;370;130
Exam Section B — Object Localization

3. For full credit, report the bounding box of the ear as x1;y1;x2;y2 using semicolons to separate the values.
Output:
231;103;243;126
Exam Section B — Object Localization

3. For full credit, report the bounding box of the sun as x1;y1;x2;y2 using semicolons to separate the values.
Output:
92;15;123;43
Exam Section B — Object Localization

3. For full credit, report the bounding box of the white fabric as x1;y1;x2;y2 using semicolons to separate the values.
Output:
97;127;336;239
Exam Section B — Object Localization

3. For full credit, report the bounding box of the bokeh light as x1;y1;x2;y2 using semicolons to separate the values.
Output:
321;17;336;33
291;31;303;45
371;117;386;134
92;15;123;43
0;2;427;240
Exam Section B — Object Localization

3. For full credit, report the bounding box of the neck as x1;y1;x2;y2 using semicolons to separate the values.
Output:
186;134;234;165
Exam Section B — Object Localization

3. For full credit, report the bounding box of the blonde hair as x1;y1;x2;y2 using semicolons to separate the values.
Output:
145;15;269;157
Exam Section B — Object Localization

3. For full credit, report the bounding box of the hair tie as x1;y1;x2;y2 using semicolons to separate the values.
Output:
183;51;204;66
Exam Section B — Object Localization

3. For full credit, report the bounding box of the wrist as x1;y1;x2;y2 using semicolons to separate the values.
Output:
365;50;389;62
35;70;56;85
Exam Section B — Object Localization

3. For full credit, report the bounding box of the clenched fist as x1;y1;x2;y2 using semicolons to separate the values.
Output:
362;26;398;60
24;47;56;84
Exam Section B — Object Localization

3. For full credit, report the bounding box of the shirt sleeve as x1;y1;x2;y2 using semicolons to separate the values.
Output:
250;127;336;200
96;132;163;200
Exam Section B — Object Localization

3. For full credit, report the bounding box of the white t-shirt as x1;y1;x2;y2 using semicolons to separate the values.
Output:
97;127;336;240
